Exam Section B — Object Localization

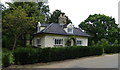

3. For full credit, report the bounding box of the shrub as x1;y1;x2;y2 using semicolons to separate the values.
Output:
2;52;10;67
104;46;120;54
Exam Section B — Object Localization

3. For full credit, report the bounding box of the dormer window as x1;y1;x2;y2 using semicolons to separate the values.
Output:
67;23;74;34
37;22;41;32
68;28;73;33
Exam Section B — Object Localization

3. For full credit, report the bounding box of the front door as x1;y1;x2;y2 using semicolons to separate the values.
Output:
71;39;74;46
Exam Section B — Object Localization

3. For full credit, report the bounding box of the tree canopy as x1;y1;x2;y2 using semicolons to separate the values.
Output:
2;2;50;50
48;10;72;24
2;6;35;50
79;14;119;44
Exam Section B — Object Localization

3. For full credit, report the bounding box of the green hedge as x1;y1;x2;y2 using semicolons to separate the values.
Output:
13;47;38;65
13;46;103;65
104;45;120;54
3;45;120;67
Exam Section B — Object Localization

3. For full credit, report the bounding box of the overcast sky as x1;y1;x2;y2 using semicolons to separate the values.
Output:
1;0;120;27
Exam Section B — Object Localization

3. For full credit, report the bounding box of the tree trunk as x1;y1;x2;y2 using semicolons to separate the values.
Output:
12;36;17;50
12;34;20;50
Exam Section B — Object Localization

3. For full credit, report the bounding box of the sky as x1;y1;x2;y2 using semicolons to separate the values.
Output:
1;0;120;27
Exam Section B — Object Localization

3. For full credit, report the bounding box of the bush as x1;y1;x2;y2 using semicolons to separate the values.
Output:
2;52;10;67
104;45;120;54
13;46;103;65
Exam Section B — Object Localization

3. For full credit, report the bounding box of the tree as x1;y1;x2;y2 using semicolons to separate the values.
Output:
79;14;119;45
113;40;118;46
7;2;50;23
2;6;35;50
48;10;72;24
2;2;50;49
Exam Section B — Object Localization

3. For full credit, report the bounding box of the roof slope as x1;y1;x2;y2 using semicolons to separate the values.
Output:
34;23;90;37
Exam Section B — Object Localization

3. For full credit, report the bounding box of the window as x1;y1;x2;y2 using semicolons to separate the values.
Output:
67;23;74;33
36;38;41;46
68;28;72;32
77;40;82;45
54;39;63;45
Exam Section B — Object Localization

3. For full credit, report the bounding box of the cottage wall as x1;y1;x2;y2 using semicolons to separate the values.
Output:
33;34;88;47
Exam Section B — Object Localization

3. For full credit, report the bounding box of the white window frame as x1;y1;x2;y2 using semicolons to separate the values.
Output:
54;38;63;46
76;40;82;46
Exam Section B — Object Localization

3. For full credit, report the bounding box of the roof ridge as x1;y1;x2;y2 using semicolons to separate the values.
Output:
43;23;54;32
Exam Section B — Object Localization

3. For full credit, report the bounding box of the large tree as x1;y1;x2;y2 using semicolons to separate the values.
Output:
2;2;50;49
2;6;35;50
48;10;72;24
79;14;119;44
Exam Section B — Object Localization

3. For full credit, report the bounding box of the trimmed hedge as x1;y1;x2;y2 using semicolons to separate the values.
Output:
104;45;120;54
3;45;120;67
13;46;103;65
13;47;38;64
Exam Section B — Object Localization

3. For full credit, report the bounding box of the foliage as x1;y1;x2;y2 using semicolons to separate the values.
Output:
48;9;72;24
79;14;119;45
2;49;14;67
2;2;50;50
13;47;37;65
104;46;120;54
2;6;35;50
13;46;103;65
91;40;95;46
113;40;118;46
7;2;50;23
4;45;120;67
100;39;109;46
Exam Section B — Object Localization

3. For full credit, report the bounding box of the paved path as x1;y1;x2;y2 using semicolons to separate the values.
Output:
10;54;118;68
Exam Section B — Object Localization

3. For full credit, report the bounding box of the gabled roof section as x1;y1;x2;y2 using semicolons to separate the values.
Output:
73;27;90;37
43;23;66;35
34;23;90;37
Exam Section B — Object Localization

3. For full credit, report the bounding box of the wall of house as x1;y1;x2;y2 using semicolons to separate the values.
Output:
33;34;88;48
44;34;66;47
32;34;45;48
44;34;88;47
76;37;88;46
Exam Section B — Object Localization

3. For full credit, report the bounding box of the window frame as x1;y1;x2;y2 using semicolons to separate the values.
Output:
76;40;82;46
54;38;63;46
36;38;41;46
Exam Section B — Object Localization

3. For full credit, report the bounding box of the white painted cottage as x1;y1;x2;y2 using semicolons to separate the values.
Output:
32;14;90;48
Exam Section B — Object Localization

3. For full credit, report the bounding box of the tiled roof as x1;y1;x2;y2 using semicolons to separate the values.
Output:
34;23;90;37
41;23;50;27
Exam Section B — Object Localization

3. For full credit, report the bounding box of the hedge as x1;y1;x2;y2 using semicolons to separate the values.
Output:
104;45;120;54
13;46;103;65
13;47;38;64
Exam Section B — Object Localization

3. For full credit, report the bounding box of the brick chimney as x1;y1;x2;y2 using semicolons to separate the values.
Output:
58;13;67;25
